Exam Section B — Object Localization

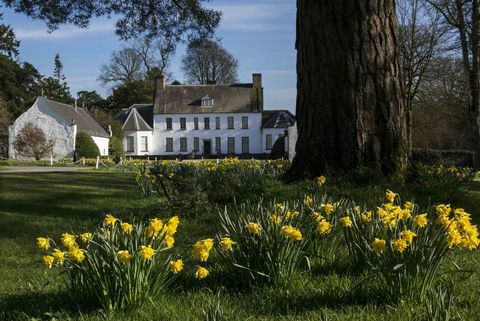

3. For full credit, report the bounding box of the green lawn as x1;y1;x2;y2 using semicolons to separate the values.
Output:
1;172;480;320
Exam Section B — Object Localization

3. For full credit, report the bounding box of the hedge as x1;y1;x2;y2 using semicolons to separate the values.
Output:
75;132;100;158
412;148;475;167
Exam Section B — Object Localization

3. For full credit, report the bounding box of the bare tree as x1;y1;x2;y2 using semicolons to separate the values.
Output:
13;122;55;160
182;39;239;84
99;48;144;85
397;0;447;149
130;36;176;78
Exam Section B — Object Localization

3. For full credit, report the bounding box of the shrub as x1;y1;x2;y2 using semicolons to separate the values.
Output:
108;136;124;161
412;149;475;167
36;214;182;311
341;190;479;302
75;132;100;158
12;122;54;160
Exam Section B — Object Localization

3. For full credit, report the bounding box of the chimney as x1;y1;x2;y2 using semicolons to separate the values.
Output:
153;74;167;104
74;99;78;112
108;125;112;137
251;73;263;112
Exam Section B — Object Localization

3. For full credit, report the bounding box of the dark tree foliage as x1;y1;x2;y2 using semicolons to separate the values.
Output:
0;13;20;58
108;136;125;162
53;53;65;82
107;80;152;113
41;77;74;104
75;132;100;158
77;90;108;111
0;95;11;157
182;39;239;84
12;122;55;160
0;56;42;118
2;0;221;41
90;109;123;138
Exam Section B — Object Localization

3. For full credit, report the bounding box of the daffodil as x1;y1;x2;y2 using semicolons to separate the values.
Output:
385;190;397;203
61;233;77;249
139;245;155;260
79;232;92;244
304;195;313;207
220;237;235;251
317;220;332;235
282;225;303;241
316;175;326;185
104;214;118;227
52;249;66;265
68;247;85;263
392;239;408;253
42;255;54;268
170;259;184;274
36;237;50;250
246;222;261;234
195;266;209;279
165;236;175;247
339;217;352;228
361;211;372;223
372;238;386;253
121;223;133;235
146;218;163;238
117;250;132;263
322;203;335;214
401;230;417;244
192;239;214;261
270;214;281;225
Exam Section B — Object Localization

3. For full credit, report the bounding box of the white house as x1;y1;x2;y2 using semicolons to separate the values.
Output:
114;74;295;157
8;97;110;160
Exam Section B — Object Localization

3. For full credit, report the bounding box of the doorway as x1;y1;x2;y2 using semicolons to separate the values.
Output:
203;140;211;156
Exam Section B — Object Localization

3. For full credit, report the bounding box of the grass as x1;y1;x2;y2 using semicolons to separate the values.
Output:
1;172;480;320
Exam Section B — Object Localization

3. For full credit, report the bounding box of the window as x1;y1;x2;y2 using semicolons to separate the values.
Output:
194;117;199;130
180;117;186;130
215;117;220;130
126;136;134;152
227;137;235;154
166;138;173;152
180;137;187;152
194;137;199;151
266;134;273;150
242;116;248;129
242;137;249;154
215;137;221;153
201;95;213;107
204;117;210;130
166;118;172;130
228;116;234;129
140;136;148;152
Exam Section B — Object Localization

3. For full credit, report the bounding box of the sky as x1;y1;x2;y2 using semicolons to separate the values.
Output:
1;0;297;113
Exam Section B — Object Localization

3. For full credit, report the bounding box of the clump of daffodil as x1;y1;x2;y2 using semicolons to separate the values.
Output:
282;225;303;241
246;222;261;235
192;238;214;262
220;237;235;251
146;218;164;238
170;259;184;274
195;266;209;280
139;245;155;260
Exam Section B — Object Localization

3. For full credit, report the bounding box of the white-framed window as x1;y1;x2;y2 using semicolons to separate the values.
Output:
228;116;234;129
204;117;210;130
194;117;199;130
140;136;148;152
266;134;273;150
227;137;235;154
201;95;213;107
180;117;186;130
242;137;249;154
126;136;134;152
194;137;199;151
242;116;248;129
215;117;220;130
165;138;173;152
180;137;187;152
215;137;221;153
166;118;172;130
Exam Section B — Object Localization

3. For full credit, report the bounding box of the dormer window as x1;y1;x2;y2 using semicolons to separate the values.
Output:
201;95;213;107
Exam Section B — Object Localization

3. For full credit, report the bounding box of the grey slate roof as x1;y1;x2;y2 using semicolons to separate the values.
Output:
114;104;154;130
153;84;258;114
261;110;296;129
42;97;110;138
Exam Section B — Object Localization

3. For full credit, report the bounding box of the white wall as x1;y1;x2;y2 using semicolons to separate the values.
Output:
261;128;288;154
8;98;75;160
123;130;154;156
153;113;263;155
92;136;110;156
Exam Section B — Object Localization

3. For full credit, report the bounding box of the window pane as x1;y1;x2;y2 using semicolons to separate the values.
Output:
242;137;249;154
227;137;235;154
166;118;172;130
140;136;148;152
204;117;210;130
166;138;173;152
242;116;248;129
266;134;272;150
228;117;234;129
215;137;221;152
180;138;187;151
216;117;220;129
194;117;198;130
180;117;186;130
126;136;134;152
194;137;199;151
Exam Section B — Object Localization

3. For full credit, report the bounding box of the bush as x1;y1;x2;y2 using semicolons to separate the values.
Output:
412;149;475;167
12;122;55;160
36;214;181;311
108;136;124;162
75;132;100;158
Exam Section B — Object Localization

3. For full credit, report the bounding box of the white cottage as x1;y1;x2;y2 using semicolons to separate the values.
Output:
8;97;110;160
114;74;295;157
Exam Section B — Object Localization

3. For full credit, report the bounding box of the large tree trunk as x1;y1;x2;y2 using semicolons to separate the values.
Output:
285;0;408;181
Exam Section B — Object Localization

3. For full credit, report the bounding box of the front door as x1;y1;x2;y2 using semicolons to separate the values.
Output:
203;140;211;156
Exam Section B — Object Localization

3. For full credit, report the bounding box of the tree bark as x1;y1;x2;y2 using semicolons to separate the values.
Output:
285;0;408;181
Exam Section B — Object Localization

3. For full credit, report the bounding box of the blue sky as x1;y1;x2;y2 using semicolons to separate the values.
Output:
1;0;296;113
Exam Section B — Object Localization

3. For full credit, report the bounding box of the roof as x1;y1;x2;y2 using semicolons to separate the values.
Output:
153;84;259;114
42;97;110;138
261;110;296;129
114;104;154;131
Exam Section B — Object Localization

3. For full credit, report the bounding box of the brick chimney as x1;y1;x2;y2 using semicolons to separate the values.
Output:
251;73;263;112
153;74;167;104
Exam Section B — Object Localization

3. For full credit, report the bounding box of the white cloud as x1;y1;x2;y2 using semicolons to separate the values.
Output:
15;21;114;40
211;4;294;32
